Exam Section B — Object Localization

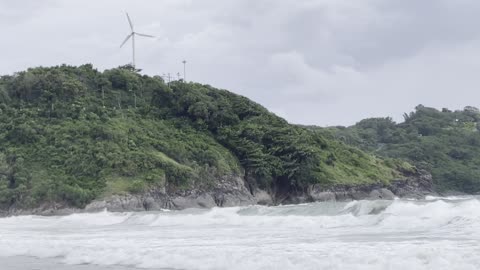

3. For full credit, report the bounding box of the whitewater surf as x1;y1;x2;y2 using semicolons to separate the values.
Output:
0;197;479;270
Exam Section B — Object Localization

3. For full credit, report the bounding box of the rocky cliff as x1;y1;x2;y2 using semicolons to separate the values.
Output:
0;169;434;217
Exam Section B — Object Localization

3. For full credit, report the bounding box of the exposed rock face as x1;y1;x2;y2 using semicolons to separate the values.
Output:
309;190;336;202
305;169;434;203
171;194;217;209
369;189;395;200
0;170;435;217
389;170;435;198
85;175;256;213
2;202;79;217
253;189;274;205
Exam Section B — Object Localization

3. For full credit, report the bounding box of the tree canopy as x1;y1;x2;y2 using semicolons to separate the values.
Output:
319;105;480;193
0;64;406;209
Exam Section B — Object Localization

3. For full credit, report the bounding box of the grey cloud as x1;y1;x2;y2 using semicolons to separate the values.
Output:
1;0;480;126
0;0;56;23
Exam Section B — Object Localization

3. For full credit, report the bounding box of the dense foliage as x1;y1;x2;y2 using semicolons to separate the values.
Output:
318;105;480;193
0;64;402;209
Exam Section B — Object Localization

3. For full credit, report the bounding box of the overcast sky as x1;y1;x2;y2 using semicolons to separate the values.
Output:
1;0;480;126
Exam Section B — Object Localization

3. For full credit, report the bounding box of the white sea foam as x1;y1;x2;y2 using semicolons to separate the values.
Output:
0;196;479;270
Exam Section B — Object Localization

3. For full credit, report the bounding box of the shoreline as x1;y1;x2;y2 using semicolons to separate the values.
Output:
1;169;436;217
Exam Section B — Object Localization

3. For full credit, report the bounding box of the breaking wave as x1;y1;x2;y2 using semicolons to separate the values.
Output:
0;196;479;270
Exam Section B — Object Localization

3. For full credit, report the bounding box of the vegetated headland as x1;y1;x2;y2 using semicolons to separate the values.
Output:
2;64;474;216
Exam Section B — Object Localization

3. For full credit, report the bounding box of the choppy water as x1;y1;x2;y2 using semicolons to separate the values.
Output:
0;196;479;270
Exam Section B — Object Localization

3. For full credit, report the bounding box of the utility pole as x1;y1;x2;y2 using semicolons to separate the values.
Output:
162;73;172;86
133;91;137;108
101;86;105;107
182;60;187;81
117;93;122;110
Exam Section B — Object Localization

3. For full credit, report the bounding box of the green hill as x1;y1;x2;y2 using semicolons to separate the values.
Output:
317;105;480;193
0;64;409;209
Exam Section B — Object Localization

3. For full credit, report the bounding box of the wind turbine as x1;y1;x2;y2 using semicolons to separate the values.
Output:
120;12;154;68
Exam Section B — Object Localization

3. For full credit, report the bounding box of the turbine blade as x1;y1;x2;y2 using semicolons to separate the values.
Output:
135;33;155;38
126;12;134;31
120;34;133;48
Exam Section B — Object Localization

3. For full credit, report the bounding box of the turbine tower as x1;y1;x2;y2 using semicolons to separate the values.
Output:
182;60;187;81
120;12;154;68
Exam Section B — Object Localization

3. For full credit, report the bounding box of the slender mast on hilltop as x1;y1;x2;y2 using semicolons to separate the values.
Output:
182;60;187;81
120;12;155;68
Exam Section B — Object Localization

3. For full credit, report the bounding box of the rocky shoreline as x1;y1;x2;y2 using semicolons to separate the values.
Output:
0;170;436;217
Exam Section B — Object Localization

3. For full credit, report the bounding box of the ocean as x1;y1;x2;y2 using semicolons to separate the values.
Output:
0;196;479;270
